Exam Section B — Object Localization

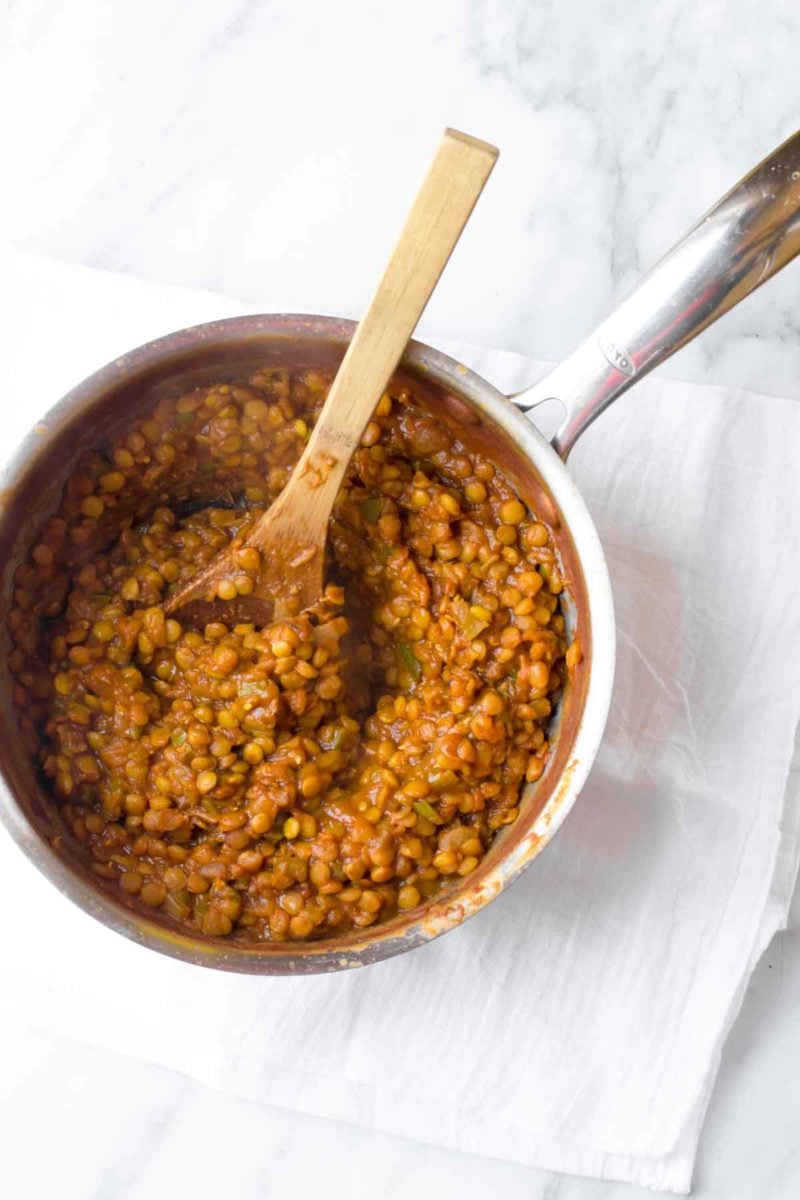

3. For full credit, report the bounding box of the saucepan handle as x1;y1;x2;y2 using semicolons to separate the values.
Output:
511;129;800;459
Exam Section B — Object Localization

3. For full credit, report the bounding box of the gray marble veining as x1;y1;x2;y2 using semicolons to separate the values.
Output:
4;0;800;402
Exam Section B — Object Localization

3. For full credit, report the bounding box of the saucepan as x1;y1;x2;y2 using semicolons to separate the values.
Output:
1;132;799;974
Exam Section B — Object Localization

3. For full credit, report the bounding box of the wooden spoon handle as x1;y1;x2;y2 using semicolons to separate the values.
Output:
282;128;499;518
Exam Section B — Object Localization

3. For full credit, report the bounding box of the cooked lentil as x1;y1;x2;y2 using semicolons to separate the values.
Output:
9;368;575;943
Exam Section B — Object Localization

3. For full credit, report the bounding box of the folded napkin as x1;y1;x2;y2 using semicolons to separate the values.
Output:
2;249;800;1194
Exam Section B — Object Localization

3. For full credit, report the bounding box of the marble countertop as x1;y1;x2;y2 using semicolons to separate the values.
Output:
3;2;800;1197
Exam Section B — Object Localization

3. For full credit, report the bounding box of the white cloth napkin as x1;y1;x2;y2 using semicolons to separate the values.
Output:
2;249;800;1194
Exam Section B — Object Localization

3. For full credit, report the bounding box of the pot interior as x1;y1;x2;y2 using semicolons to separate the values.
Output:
0;319;593;972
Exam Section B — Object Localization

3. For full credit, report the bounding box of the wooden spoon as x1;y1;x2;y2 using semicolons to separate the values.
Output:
166;128;499;627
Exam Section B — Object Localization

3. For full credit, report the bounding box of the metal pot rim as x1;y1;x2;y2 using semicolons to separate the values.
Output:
0;314;615;974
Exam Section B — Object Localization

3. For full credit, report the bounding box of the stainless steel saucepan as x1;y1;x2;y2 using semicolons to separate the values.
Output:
1;131;799;974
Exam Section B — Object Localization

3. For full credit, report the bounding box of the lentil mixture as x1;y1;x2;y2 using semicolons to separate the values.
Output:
8;368;578;943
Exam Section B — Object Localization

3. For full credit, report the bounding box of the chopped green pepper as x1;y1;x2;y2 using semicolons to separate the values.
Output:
397;641;421;679
412;800;438;823
193;898;208;928
360;496;384;523
164;890;191;920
